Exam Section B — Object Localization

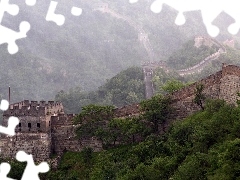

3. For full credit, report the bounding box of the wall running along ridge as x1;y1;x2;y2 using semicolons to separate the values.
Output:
113;64;240;120
1;64;240;167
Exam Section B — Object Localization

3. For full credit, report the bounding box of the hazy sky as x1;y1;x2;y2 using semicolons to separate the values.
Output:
130;0;240;37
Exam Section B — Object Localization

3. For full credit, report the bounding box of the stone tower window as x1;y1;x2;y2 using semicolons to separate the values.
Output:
28;123;31;131
37;123;40;128
18;123;21;132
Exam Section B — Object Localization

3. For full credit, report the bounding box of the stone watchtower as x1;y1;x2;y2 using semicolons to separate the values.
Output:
0;100;64;162
0;100;102;164
2;100;64;133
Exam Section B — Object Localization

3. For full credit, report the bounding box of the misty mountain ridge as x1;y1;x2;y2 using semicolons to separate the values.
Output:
0;0;239;102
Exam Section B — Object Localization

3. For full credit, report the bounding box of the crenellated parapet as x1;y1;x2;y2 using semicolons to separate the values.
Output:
2;100;64;133
4;100;64;117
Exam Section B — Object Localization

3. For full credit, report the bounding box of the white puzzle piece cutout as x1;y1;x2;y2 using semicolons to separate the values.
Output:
0;116;19;136
0;99;9;111
150;0;240;37
25;0;36;6
71;7;82;16
0;0;19;23
0;0;31;54
0;21;30;54
16;151;50;180
0;99;19;136
46;1;65;26
0;163;15;180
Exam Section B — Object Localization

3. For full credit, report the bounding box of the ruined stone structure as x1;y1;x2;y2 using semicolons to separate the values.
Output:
0;101;102;165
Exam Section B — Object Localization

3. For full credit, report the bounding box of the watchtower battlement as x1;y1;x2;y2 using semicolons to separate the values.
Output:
4;100;64;117
2;100;64;133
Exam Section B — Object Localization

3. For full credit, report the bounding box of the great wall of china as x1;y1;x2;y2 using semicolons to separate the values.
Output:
142;36;229;98
0;3;237;168
2;64;240;167
114;64;240;120
92;3;232;99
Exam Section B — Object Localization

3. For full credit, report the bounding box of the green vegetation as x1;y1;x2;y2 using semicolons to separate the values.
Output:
55;67;145;113
3;93;240;179
73;94;171;147
152;67;186;95
167;40;219;70
161;79;186;94
2;0;239;102
193;83;206;110
140;94;171;133
45;98;240;179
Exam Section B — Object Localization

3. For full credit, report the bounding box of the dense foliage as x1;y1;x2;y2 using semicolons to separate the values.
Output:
152;67;186;94
55;67;145;113
167;40;219;69
140;94;172;133
45;99;240;179
73;94;171;147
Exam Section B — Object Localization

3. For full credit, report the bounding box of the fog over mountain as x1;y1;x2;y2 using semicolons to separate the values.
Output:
0;0;238;102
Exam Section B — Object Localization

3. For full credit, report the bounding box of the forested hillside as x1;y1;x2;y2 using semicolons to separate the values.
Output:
55;67;145;113
6;98;240;179
55;37;240;114
1;0;239;102
167;40;219;69
44;99;240;179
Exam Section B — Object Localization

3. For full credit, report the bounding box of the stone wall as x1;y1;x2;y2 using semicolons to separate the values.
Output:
111;65;240;120
219;65;240;104
0;133;51;162
113;103;140;118
51;115;102;155
194;36;215;48
3;100;64;133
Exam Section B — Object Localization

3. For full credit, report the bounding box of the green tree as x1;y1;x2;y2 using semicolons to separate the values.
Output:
193;84;206;110
140;95;171;133
162;79;185;94
74;104;114;142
